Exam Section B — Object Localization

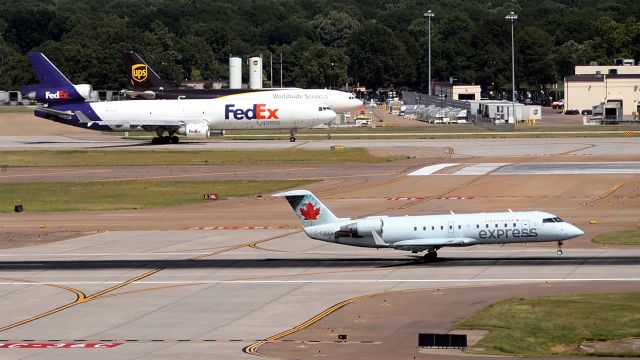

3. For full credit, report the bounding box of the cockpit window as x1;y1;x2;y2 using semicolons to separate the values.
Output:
543;217;564;223
318;106;331;111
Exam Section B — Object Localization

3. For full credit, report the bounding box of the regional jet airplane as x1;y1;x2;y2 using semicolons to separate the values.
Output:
122;51;363;112
274;190;584;260
21;53;336;144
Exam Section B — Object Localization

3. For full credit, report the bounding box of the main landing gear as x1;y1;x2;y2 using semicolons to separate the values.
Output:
289;128;297;142
423;249;438;262
152;128;179;144
557;241;564;255
151;136;179;144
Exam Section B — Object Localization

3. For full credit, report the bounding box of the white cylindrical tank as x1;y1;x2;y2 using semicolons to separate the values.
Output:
249;56;263;89
229;57;242;89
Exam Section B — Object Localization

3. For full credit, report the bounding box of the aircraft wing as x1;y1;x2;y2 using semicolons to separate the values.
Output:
392;238;477;247
75;111;207;127
35;107;74;120
371;231;476;249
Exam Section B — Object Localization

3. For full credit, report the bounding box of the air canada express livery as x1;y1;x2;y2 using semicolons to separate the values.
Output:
21;53;336;144
275;190;584;261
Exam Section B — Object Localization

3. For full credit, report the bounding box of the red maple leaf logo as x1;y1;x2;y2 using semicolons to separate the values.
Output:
299;202;320;221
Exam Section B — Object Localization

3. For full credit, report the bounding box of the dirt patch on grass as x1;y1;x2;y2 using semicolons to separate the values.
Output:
0;230;92;249
581;338;640;356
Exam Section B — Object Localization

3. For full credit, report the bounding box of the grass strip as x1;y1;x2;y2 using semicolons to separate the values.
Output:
1;179;315;212
0;149;397;167
455;292;640;356
593;229;640;245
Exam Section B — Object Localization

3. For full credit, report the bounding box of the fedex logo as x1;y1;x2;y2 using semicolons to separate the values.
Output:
45;90;70;100
224;104;279;120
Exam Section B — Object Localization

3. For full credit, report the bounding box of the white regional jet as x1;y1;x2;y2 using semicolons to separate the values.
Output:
274;190;584;260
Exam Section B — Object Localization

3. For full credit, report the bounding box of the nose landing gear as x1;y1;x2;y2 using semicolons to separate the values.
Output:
556;241;564;255
289;128;297;142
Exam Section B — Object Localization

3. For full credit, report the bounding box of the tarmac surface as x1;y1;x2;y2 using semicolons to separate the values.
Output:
0;230;638;360
1;111;639;359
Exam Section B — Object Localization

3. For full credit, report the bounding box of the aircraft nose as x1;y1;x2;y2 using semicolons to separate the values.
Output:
568;224;584;238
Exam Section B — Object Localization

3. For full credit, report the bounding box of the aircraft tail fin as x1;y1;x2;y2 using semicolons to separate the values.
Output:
27;52;75;88
273;190;343;228
121;51;171;90
21;53;89;104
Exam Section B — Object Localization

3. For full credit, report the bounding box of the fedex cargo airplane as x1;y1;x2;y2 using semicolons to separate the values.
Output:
275;190;584;260
21;53;336;144
122;51;363;112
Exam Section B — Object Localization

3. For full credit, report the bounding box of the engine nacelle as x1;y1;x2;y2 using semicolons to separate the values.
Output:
176;123;210;138
356;218;383;236
339;217;384;237
73;84;92;100
24;84;92;104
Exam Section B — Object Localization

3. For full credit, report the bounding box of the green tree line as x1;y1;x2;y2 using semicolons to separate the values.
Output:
0;0;639;92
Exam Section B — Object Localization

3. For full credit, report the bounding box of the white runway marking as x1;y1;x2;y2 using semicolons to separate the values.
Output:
408;163;459;176
451;163;510;175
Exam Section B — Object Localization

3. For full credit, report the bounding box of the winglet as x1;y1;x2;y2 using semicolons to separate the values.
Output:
371;231;389;247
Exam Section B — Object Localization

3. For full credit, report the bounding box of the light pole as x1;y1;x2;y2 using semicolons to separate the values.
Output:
424;10;435;96
506;11;517;124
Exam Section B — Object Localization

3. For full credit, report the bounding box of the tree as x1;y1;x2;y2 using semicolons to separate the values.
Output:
347;22;413;90
310;11;359;48
517;26;556;87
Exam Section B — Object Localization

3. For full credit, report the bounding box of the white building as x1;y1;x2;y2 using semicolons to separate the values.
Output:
565;61;640;121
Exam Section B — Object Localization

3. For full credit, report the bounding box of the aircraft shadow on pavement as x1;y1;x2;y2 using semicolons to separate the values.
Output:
1;256;639;270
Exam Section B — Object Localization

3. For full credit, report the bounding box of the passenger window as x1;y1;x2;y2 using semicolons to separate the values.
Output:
414;227;417;231
485;224;489;228
458;225;461;229
513;223;516;227
504;223;508;228
423;226;426;231
495;224;498;228
449;226;452;230
431;226;434;230
476;224;479;229
440;226;443;230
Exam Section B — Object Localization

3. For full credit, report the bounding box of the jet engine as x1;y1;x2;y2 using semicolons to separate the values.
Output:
176;123;210;138
24;84;92;104
339;217;384;238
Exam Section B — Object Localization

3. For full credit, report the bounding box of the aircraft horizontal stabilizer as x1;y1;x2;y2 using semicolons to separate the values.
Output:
36;107;74;120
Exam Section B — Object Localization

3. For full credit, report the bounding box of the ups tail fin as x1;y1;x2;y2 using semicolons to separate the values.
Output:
121;51;171;90
27;52;74;88
273;190;343;228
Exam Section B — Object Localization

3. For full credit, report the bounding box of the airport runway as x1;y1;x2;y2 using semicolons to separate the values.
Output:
0;229;638;359
1;136;639;157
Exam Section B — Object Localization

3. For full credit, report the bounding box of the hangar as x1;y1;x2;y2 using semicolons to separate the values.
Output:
564;60;640;122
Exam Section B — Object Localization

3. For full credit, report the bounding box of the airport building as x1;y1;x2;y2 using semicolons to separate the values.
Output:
433;82;481;101
564;59;640;122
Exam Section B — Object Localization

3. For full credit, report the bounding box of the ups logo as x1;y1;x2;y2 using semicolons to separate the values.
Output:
131;64;147;82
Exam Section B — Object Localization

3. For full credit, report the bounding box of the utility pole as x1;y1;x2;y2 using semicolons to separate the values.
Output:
424;10;435;96
506;11;518;124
